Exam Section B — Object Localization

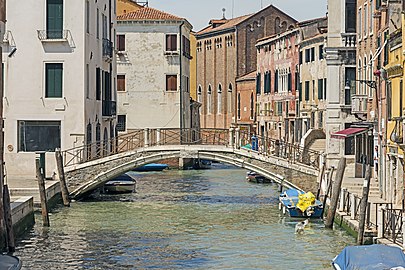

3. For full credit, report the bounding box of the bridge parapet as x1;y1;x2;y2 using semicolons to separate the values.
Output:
62;128;322;171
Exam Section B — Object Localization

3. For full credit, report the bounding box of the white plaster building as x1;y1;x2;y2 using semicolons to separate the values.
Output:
116;7;192;132
325;0;358;168
3;0;117;178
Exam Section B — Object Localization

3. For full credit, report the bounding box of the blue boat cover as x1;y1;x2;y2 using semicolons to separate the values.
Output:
283;189;305;198
112;174;135;182
332;244;405;270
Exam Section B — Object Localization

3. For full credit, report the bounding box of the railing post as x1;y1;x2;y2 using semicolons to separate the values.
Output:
229;128;234;148
350;193;356;219
377;206;383;238
402;218;405;247
235;128;240;149
144;128;149;147
339;188;347;211
156;128;161;146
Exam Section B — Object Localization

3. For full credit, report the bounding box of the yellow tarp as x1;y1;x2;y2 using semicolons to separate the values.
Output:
296;192;316;213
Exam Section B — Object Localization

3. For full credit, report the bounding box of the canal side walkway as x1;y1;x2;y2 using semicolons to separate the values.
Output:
7;177;61;238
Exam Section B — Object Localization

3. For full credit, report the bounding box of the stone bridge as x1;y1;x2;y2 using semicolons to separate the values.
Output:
61;128;322;198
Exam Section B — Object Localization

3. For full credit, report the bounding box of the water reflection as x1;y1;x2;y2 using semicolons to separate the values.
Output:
15;163;354;269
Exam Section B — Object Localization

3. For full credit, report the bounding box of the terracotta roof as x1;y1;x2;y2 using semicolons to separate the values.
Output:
197;14;252;35
117;7;183;21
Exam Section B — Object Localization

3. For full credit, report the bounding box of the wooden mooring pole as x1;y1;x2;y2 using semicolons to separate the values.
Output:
36;158;50;227
321;166;335;218
316;162;326;200
3;184;15;252
325;157;346;228
357;165;372;245
55;149;70;207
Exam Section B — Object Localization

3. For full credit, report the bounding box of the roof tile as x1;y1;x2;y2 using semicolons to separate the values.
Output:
117;7;183;21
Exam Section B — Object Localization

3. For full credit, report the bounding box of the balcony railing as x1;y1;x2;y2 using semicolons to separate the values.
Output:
37;30;70;41
341;33;357;47
351;94;368;114
102;100;116;117
102;38;113;59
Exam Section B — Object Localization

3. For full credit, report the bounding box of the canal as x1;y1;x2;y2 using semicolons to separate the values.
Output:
14;163;355;269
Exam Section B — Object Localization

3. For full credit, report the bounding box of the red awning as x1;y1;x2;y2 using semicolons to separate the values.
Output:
331;127;368;139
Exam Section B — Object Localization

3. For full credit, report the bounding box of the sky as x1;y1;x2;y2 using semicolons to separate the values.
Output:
149;0;328;32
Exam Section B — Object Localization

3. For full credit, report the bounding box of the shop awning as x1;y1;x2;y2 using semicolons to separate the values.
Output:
331;127;368;139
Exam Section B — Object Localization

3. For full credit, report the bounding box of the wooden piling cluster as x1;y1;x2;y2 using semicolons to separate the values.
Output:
325;157;346;228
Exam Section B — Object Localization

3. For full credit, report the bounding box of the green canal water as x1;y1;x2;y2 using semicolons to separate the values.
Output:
14;164;355;269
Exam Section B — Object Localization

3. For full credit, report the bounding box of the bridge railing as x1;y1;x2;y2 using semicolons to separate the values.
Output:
61;128;321;169
238;129;321;169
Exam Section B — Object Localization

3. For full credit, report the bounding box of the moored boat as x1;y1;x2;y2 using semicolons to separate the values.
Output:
246;171;271;183
332;244;405;270
133;163;169;172
279;188;323;218
103;174;136;194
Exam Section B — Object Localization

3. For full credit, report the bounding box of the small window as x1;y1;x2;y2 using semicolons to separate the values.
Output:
319;45;324;60
117;35;125;51
310;47;315;61
96;67;101;100
117;75;125;92
166;34;177;51
18;121;61;152
166;75;177;91
117;115;126;131
45;63;63;98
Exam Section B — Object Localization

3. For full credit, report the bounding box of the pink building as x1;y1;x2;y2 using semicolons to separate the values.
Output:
256;28;300;143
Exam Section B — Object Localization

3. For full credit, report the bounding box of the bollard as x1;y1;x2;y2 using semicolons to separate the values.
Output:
350;193;356;219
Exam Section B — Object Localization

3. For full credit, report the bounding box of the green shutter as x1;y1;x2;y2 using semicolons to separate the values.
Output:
46;63;63;98
318;79;323;100
47;0;63;39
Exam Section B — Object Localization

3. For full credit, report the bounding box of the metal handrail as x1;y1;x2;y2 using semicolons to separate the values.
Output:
382;208;403;245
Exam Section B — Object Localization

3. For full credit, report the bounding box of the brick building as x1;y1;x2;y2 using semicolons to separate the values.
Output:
196;5;297;129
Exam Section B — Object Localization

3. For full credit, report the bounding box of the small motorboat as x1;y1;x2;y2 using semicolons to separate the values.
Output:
103;173;136;194
279;188;323;218
0;254;22;269
246;171;271;183
332;244;405;270
193;159;212;169
133;163;169;172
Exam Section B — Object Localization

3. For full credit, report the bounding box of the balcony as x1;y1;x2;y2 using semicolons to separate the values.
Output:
351;94;368;114
102;100;116;117
341;33;356;48
37;30;69;41
102;38;113;61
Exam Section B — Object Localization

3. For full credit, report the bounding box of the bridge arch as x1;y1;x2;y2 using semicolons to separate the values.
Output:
66;145;317;199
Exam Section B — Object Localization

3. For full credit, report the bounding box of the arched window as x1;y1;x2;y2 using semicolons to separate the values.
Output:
197;85;202;103
237;93;241;120
228;83;233;113
218;84;222;114
275;17;280;34
250;92;254;120
207;85;212;114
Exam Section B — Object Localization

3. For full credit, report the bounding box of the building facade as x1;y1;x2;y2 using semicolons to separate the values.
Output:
2;0;117;178
256;28;299;143
116;7;192;131
296;17;327;145
196;5;297;130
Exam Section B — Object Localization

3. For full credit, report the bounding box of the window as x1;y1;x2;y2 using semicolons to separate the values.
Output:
323;79;327;99
358;8;362;39
345;0;356;33
117;75;125;92
305;49;310;62
208;85;212;114
166;34;177;51
287;72;292;91
117;35;125;51
96;8;100;39
310;47;315;61
47;0;63;39
96;67;101;100
86;0;90;34
305;81;310;101
45;63;63;98
345;67;356;105
166;75;177;91
256;73;261;95
319;45;324;60
318;79;324;100
237;93;241;119
298;82;302;102
117;115;126;131
218;84;222;114
274;70;279;93
228;83;232;113
299;51;303;65
182;36;191;58
197;85;202;103
86;64;89;98
18;121;61;152
364;4;368;37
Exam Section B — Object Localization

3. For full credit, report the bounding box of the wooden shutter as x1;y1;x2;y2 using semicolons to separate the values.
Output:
166;35;177;51
166;75;177;91
117;75;125;92
117;35;125;51
46;63;63;98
